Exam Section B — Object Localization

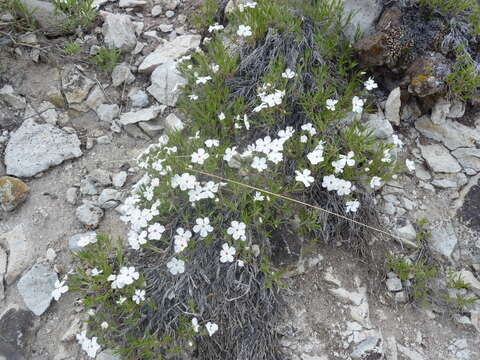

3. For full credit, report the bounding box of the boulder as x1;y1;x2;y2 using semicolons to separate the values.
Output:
147;62;186;106
102;13;137;52
0;176;29;212
420;144;461;173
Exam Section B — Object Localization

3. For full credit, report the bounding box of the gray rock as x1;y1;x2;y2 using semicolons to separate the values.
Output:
452;148;480;172
119;106;165;125
148;62;187;106
456;270;480;297
397;343;425;360
119;0;147;7
76;203;104;228
151;5;162;16
342;0;383;41
69;231;96;253
102;13;137;52
138;35;201;73
138;120;164;136
159;0;179;10
420;144;461;173
80;177;99;195
112;63;135;87
130;89;149;108
0;85;26;109
386;277;402;292
90;169;112;186
415;115;480;150
66;187;78;205
98;188;122;207
97;349;121;360
17;264;57;316
97;135;111;144
62;67;95;105
447;100;465;118
4;120;82;177
165;10;175;18
414;163;431;180
395;222;417;242
431;98;450;125
96;104;120;123
18;0;67;36
363;112;394;139
429;222;457;258
0;246;6;300
351;335;383;360
70;85;106;113
163;113;185;131
38;101;58;125
385;87;401;126
112;171;127;188
159;24;174;33
0;226;33;284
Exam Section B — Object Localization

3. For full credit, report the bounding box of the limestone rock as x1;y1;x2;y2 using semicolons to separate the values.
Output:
420;144;461;173
452;148;480;172
0;226;32;284
429;221;457;258
129;89;149;108
98;188;122;208
395;222;416;242
147;62;187;106
18;0;67;36
102;13;137;52
119;0;146;7
351;335;383;360
386;277;402;292
0;85;26;110
431;98;450;125
0;176;29;211
65;187;78;205
112;63;135;87
4;120;83;177
17;264;57;316
119;106;165;126
112;171;127;188
456;270;480;297
447;100;465;118
342;0;383;41
138;35;201;73
96;104;120;123
76;203;104;228
385;87;401;126
62;67;95;105
363;112;393;139
163;113;185;131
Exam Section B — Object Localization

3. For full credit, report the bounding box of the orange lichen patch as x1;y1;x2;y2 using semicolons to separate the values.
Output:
0;176;29;212
411;74;430;85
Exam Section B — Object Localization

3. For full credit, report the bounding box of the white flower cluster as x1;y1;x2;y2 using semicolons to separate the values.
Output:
253;83;286;112
238;1;257;11
322;174;353;196
52;279;68;301
108;266;139;289
76;331;101;358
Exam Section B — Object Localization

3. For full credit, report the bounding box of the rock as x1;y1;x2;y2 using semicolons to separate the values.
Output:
98;188;122;208
138;35;201;73
165;10;175;18
395;222;417;242
397;343;425;360
0;226;33;284
80;177;99;195
163;112;185;131
111;63;135;87
429;222;457;258
452;148;480;172
0;306;34;357
38;101;58;125
130;89;150;108
420;144;461;173
90;169;112;186
69;231;96;253
447;100;465;118
431;98;450;125
159;24;174;33
414;163;431;180
342;0;383;41
456;270;480;297
0;246;6;300
62;67;95;105
97;349;121;360
386;277;402;292
152;5;162;16
147;62;187;106
159;0;179;10
46;248;56;262
125;124;151;140
119;0;146;7
119;106;165;126
0;85;26;109
4;120;83;178
138;120;164;137
351;335;383;360
405;53;451;97
0;176;29;211
363;112;393;139
112;171;127;188
65;187;78;205
96;104;120;123
17;0;67;36
81;85;107;111
97;135;112;144
431;173;466;188
102;13;137;52
76;203;104;228
415;115;480;150
385;87;401;126
17;264;57;316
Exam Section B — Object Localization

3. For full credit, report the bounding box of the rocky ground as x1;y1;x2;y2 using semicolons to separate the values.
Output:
0;0;480;359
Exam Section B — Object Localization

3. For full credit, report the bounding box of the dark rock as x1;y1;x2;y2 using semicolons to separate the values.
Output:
0;176;29;212
404;52;451;97
459;182;480;232
0;306;33;359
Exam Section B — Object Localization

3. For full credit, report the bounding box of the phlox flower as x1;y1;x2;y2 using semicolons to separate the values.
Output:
332;159;346;174
192;317;200;333
237;24;252;37
346;200;360;213
364;77;378;91
251;156;267;172
352;96;364;113
193;217;214;238
132;289;146;304
117;266;139;287
227;221;246;241
300;135;308;143
239;1;257;11
210;64;220;73
205;139;220;148
91;268;103;276
191;148;209;165
406;159;415;172
243;114;250;130
336;179;352;196
322;174;339;191
220;243;236;263
301;123;317;136
340;151;355;167
307;147;324;165
326;98;338;111
278;126;295;140
101;322;109;329
167;257;185;275
381;149;392;163
253;191;265;201
392;134;403;148
370;176;382;189
267;151;283;164
174;228;192;253
148;223;165;240
282;68;295;79
52;280;68;301
218;112;226;120
79;335;100;358
208;23;224;32
171;173;197;191
188;94;198;101
205;322;218;336
196;76;212;85
295;169;315;187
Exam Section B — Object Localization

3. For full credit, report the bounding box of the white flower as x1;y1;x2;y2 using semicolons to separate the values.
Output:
76;330;87;345
352;96;364;113
381;149;392;163
392;134;404;148
307;149;324;165
239;1;257;11
346;200;360;213
193;217;214;238
326;98;338;111
167;257;185;275
132;289;146;304
300;135;308;143
171;173;197;191
191;148;209;165
251;156;268;172
174;228;192;253
192;317;200;333
148;223;165;240
406;159;415;172
336;179;352;196
196;76;212;85
267;151;283;164
295;169;315;187
223;147;238;162
253;191;265;201
91;268;103;276
243;114;250;130
301;123;317;136
208;23;224;32
218;112;225;120
227;221;246;241
322;174;339;191
52;280;68;301
117;266;139;288
364;77;378;91
210;63;220;73
101;322;109;330
282;68;295;79
332;159;345;174
80;336;101;358
237;260;245;267
341;151;355;166
205;139;220;148
370;176;382;189
77;233;97;247
220;243;236;263
117;296;127;304
188;94;198;101
237;24;252;37
205;322;218;336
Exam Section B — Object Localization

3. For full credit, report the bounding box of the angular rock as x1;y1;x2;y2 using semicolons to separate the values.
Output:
5;120;83;177
18;0;67;36
363;112;393;139
0;246;6;300
429;221;457;258
0;85;26;110
385;87;401;126
397;343;425;360
164;113;185;131
69;231;96;253
80;177;99;195
0;226;32;284
98;188;122;208
17;264;57;316
102;13;137;52
431;98;450;125
138;120;164;137
38;101;58;124
112;63;135;87
452;148;480;172
138;35;201;73
342;0;383;41
405;53;451;97
351;335;383;360
62;67;95;105
65;187;78;205
147;62;186;106
119;106;165;126
395;222;417;242
96;104;120;123
90;169;113;186
130;89;150;108
152;5;162;16
386;277;402;292
119;0;146;7
447;100;465;118
456;270;480;297
112;171;127;188
420;144;461;173
76;203;104;228
0;176;29;212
